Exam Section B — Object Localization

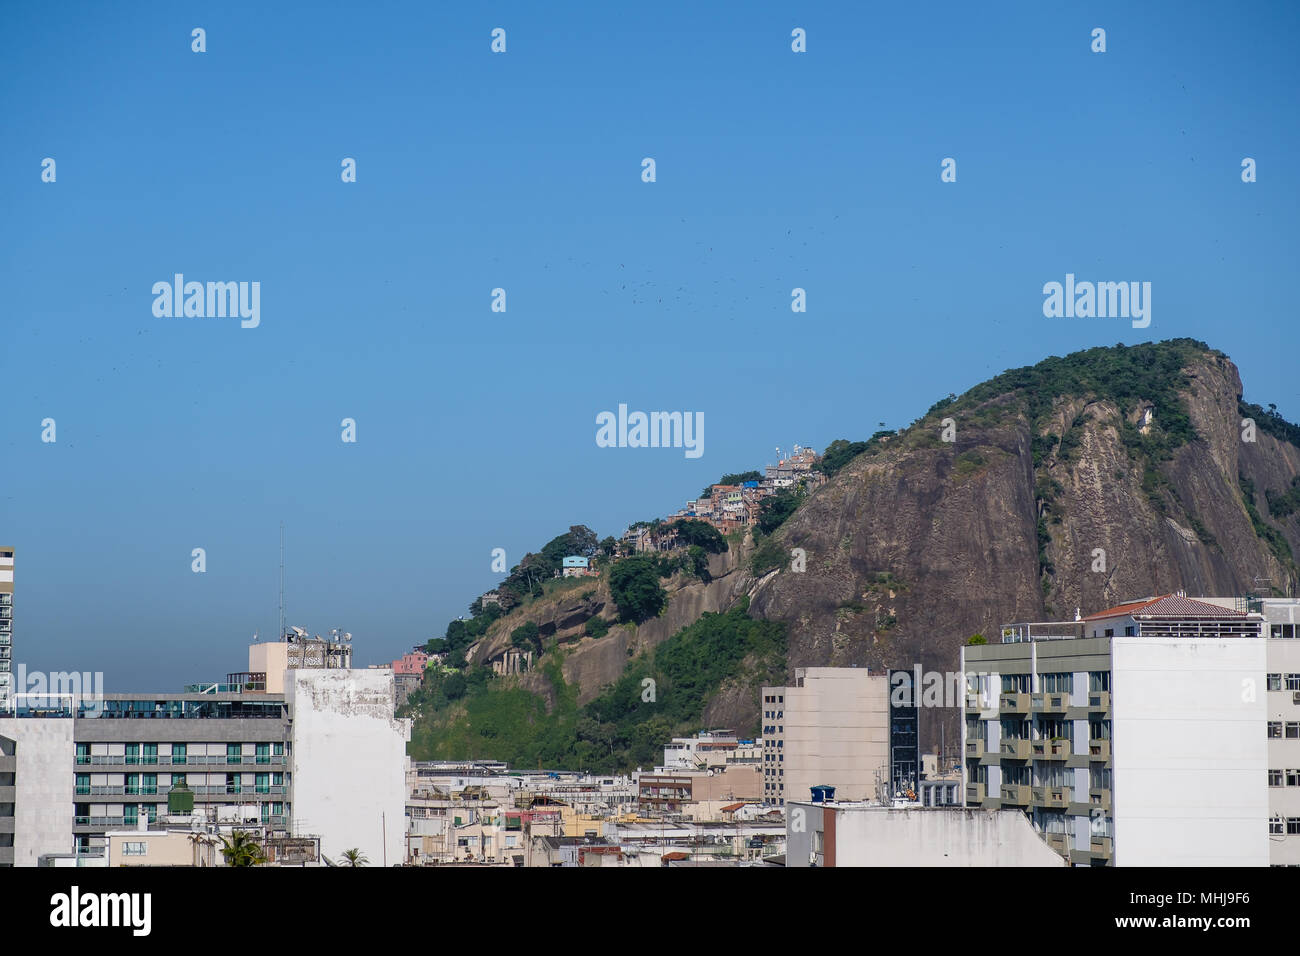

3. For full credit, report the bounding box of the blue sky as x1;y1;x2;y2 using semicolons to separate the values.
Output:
2;1;1297;691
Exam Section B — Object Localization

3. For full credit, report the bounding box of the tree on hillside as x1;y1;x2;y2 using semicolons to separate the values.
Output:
511;621;542;657
668;519;728;554
757;488;805;536
608;555;668;623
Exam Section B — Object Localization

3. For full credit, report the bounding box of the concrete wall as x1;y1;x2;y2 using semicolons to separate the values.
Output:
786;803;1066;867
782;669;889;804
249;642;290;694
1111;637;1268;866
0;717;75;866
288;669;409;866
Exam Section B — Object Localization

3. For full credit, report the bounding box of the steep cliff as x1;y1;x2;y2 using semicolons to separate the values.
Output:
412;339;1300;765
750;339;1300;748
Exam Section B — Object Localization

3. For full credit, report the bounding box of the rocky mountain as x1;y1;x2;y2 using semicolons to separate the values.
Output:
410;339;1300;763
750;338;1300;749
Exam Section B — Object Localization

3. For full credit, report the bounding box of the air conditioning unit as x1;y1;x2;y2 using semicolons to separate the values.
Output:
1292;691;1300;705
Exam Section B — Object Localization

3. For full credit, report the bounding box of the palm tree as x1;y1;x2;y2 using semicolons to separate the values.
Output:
219;831;268;867
341;848;368;867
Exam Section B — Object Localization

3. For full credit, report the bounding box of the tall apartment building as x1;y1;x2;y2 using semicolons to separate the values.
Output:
1199;596;1300;866
761;667;897;807
72;691;292;858
962;593;1269;866
1;635;409;866
0;547;13;711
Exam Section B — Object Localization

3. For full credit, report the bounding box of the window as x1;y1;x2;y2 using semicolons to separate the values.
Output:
1001;674;1029;693
1290;819;1300;836
124;744;140;766
1287;769;1300;788
255;773;270;794
76;743;89;765
1269;674;1284;691
1270;816;1285;835
126;774;140;795
1270;770;1284;787
1270;722;1284;739
256;743;270;765
1089;719;1111;741
171;743;187;765
123;842;147;857
76;774;89;796
1124;626;1136;636
1104;628;1115;638
274;743;284;756
227;744;242;764
123;805;138;826
226;773;241;794
1088;672;1111;692
142;773;157;795
171;773;186;787
142;744;158;766
1288;675;1300;692
1289;723;1300;739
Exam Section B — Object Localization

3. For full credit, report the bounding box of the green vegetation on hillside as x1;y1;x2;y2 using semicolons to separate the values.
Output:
404;598;786;772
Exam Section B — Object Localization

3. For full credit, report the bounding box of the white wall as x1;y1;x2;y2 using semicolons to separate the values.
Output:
787;803;1065;867
0;717;75;865
288;669;410;866
1111;638;1268;866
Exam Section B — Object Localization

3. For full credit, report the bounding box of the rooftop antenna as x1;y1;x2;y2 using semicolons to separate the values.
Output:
279;522;286;642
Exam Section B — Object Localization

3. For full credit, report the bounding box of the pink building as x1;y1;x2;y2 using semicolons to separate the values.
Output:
392;649;429;676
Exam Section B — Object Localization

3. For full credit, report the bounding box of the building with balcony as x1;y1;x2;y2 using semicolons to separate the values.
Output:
0;547;13;712
71;692;292;858
963;593;1269;866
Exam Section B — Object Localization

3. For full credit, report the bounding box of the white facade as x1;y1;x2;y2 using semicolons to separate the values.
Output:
0;717;76;866
288;669;410;866
1110;637;1268;866
762;668;890;805
786;803;1066;867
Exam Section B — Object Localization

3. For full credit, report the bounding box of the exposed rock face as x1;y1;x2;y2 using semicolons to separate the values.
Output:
451;343;1300;757
750;346;1300;750
470;548;750;706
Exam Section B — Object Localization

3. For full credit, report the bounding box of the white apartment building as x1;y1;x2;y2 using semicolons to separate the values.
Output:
0;547;13;711
963;593;1271;866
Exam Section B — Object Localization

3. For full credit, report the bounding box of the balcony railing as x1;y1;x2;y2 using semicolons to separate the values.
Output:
1000;738;1031;759
1090;836;1113;858
999;693;1030;713
1031;692;1070;714
1044;832;1070;856
1088;739;1111;760
1089;788;1111;810
1030;738;1072;760
965;739;985;758
75;754;285;767
1087;691;1110;712
999;784;1031;805
75;784;286;797
1031;786;1070;808
965;782;986;803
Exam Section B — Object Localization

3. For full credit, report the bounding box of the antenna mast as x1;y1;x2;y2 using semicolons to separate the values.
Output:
279;522;286;642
